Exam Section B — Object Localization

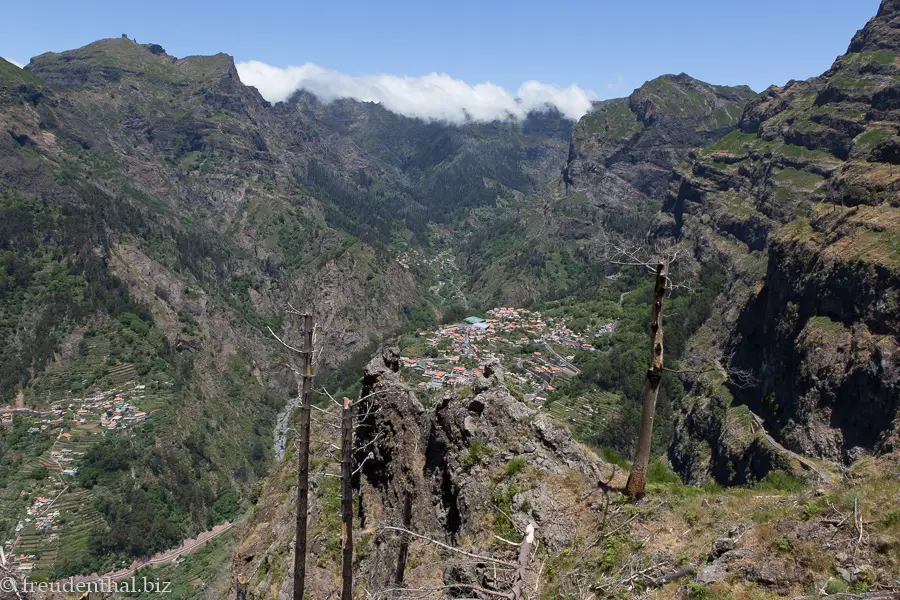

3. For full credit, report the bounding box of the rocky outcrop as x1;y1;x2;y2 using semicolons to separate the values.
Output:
232;351;611;598
848;0;900;54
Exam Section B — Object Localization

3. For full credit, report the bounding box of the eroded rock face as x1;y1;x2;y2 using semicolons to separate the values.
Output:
669;383;801;487
232;350;611;599
848;0;900;54
729;222;900;462
663;0;900;483
353;348;433;589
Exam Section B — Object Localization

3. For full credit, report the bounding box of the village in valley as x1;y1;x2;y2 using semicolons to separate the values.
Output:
399;307;616;403
0;380;158;575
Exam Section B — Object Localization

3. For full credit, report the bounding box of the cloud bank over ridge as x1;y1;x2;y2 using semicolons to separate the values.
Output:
235;60;598;123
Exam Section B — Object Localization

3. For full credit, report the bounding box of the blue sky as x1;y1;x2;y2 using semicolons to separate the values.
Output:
0;0;882;113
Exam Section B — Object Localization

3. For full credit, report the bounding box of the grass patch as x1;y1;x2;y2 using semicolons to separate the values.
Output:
462;440;495;468
854;128;896;152
599;447;630;469
647;461;680;485
772;167;825;190
704;130;759;155
754;470;806;493
504;457;527;478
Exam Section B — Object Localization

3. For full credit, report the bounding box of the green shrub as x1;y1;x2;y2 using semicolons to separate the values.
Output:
882;509;900;527
647;461;680;484
504;457;527;478
462;440;494;468
599;447;630;469
826;578;850;594
772;536;792;554
754;470;805;493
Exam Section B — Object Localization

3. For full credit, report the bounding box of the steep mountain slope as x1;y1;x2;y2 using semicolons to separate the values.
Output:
0;44;376;575
665;0;900;485
292;92;571;232
563;74;754;210
0;37;571;576
459;75;755;306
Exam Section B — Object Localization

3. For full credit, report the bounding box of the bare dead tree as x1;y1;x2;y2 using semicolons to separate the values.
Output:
268;311;315;600
300;388;386;600
604;242;679;500
510;523;535;600
603;240;757;499
626;258;667;500
340;396;354;600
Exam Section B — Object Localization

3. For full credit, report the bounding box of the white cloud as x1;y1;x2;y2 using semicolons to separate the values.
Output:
235;60;598;123
4;58;24;68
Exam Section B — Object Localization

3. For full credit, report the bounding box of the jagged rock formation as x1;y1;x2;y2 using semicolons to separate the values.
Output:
664;0;900;483
232;350;611;598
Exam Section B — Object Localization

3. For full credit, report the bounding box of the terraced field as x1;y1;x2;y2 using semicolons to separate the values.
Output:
23;338;112;406
544;390;622;434
3;370;168;576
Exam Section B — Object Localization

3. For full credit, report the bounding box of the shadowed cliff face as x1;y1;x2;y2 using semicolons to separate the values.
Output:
664;0;900;483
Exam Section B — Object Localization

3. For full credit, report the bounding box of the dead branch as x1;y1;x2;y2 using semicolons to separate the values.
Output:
510;524;535;600
645;563;697;587
380;526;520;569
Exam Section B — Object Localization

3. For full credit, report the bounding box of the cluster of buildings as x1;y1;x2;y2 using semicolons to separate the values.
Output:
46;384;151;432
0;382;155;573
26;499;60;533
402;356;491;391
401;307;611;395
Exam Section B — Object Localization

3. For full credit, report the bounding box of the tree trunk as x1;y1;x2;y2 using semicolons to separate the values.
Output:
625;261;667;500
510;523;535;600
294;314;314;600
340;397;354;600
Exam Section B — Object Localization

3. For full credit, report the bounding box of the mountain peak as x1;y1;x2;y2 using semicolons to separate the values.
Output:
847;0;900;53
26;37;239;89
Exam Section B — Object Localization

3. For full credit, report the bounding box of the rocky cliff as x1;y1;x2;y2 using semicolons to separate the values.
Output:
664;0;900;484
232;350;612;598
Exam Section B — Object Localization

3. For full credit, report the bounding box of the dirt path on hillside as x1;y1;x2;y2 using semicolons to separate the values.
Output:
747;409;836;484
64;521;233;585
